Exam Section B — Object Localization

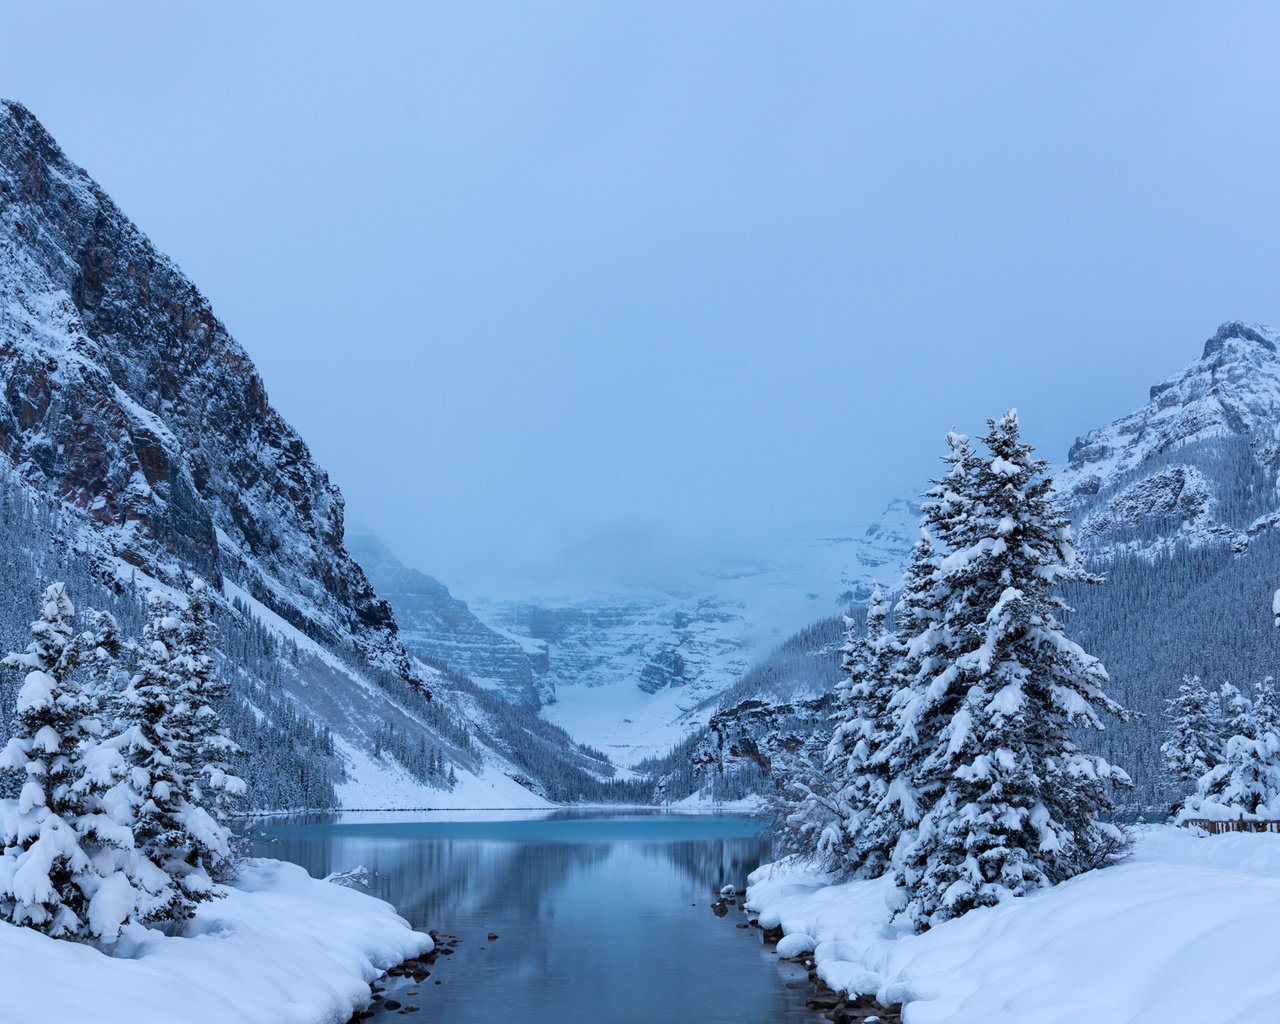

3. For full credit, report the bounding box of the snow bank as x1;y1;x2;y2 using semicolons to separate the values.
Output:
0;858;430;1024
745;826;1280;1024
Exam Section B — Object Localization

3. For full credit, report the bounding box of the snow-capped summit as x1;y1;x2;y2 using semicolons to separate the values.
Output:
1056;320;1280;555
1061;320;1280;505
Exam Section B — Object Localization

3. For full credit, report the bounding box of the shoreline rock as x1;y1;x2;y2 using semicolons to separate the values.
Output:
346;929;459;1022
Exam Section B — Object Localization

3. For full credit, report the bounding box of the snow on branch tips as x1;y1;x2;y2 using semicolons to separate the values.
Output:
776;409;1133;932
0;577;243;943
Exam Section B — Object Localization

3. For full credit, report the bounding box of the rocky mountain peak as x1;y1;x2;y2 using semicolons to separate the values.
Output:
1059;321;1280;506
1200;319;1279;360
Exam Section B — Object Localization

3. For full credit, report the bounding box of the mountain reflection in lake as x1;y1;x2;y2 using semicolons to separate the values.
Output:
249;811;824;1024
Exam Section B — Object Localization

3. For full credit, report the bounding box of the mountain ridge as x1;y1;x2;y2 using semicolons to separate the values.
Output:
0;98;414;684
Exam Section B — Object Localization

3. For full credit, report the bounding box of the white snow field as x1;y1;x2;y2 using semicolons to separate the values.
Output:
0;858;430;1024
745;826;1280;1024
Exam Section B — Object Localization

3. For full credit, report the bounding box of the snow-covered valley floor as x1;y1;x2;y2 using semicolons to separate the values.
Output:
0;858;430;1024
745;825;1280;1024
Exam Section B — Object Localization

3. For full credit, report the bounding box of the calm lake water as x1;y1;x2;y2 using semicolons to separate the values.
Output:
249;811;823;1024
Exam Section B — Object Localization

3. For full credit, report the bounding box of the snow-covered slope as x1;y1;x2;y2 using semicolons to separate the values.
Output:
0;99;551;810
346;531;543;706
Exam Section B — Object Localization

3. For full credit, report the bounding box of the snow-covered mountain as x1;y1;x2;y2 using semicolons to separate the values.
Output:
0;101;413;682
1063;321;1280;489
1061;320;1280;553
346;531;545;707
0;99;559;810
459;503;921;765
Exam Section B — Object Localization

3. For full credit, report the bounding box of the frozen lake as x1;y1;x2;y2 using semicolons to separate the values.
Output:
250;811;822;1024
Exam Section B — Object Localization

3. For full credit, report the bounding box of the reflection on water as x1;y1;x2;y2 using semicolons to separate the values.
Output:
248;812;822;1024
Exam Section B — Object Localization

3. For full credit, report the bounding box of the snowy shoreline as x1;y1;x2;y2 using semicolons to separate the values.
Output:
0;858;431;1024
741;825;1280;1024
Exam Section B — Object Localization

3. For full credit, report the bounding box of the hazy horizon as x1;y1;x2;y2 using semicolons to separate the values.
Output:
7;3;1280;599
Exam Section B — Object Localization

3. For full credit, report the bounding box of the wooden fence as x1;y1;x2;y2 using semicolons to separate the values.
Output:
1181;818;1280;835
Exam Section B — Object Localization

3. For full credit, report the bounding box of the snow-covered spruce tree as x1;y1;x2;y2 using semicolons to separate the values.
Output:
821;585;904;877
0;584;135;939
1160;675;1223;805
1181;682;1280;822
115;589;224;921
177;578;244;856
1219;683;1253;743
1252;678;1280;736
858;433;980;895
893;411;1132;931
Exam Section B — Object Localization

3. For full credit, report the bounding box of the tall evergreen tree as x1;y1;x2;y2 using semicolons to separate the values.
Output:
0;585;140;939
0;584;95;935
1161;675;1223;801
177;578;244;849
893;411;1131;931
114;590;219;921
825;585;903;877
855;433;978;898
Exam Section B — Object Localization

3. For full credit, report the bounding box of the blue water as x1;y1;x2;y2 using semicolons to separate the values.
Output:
250;811;822;1024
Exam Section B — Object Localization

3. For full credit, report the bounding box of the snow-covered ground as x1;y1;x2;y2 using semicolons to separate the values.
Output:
0;858;429;1024
541;671;726;766
745;826;1280;1024
332;736;552;811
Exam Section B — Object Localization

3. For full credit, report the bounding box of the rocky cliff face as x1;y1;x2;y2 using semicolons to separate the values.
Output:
0;99;413;682
1059;320;1280;556
1062;321;1280;501
691;694;833;788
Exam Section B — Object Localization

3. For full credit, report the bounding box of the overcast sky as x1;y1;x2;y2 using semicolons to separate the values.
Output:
6;3;1280;597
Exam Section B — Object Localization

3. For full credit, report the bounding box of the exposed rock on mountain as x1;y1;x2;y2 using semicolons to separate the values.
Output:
1060;320;1280;553
347;531;546;706
0;99;413;682
1062;321;1280;500
690;693;833;796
